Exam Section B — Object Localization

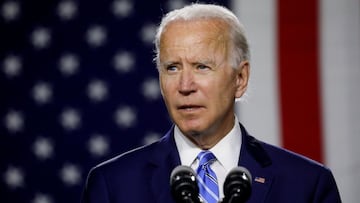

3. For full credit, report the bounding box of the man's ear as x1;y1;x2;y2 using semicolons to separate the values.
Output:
235;61;250;98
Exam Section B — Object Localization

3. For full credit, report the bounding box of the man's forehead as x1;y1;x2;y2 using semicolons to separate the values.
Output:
161;19;228;40
159;19;229;64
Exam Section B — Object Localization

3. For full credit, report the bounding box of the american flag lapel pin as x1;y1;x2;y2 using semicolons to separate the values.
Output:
254;176;266;184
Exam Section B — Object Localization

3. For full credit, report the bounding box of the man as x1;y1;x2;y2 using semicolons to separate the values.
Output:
82;3;341;203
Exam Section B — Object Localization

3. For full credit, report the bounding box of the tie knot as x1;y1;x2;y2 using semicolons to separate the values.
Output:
197;151;216;167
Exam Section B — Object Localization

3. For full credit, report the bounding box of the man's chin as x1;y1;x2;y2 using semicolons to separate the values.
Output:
179;126;205;137
184;130;202;137
176;119;208;136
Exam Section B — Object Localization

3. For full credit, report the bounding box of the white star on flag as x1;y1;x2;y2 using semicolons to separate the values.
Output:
2;55;22;77
3;166;25;189
59;53;80;76
31;27;51;49
115;106;137;128
87;79;108;102
143;132;161;145
59;163;82;186
113;51;135;73
4;110;24;133
57;0;77;20
32;193;53;203
86;25;107;47
32;137;54;160
112;0;133;18
142;77;160;101
1;1;20;21
166;0;187;10
88;134;110;157
32;82;53;104
140;23;157;45
60;108;81;131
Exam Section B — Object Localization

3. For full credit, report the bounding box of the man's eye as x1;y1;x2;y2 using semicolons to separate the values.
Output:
197;64;210;70
166;65;178;72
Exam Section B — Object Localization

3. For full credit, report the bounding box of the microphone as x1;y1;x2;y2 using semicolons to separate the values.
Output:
222;166;252;203
170;165;201;203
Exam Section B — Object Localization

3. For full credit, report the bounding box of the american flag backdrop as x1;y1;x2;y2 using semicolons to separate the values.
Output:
1;0;360;203
234;1;360;202
0;0;229;202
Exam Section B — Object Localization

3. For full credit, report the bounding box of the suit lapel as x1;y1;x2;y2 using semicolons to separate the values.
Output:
148;127;180;203
238;123;274;203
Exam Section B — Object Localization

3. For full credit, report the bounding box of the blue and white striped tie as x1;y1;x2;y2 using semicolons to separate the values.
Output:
196;151;219;203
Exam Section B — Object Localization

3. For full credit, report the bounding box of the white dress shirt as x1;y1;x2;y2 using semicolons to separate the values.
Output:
174;116;242;198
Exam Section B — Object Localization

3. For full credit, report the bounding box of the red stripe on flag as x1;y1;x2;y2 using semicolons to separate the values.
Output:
277;0;323;162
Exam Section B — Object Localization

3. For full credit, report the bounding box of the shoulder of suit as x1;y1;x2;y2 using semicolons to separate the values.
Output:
258;139;330;172
90;137;165;173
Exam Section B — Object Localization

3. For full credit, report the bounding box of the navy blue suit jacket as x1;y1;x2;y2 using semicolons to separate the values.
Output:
82;124;341;202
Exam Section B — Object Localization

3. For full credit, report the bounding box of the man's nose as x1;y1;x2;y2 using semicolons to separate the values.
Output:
178;69;196;95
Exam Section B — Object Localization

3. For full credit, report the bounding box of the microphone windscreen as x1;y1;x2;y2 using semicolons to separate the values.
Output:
170;165;195;184
228;166;252;185
170;165;199;203
223;166;252;203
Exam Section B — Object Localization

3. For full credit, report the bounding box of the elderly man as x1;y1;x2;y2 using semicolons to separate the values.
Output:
82;3;341;203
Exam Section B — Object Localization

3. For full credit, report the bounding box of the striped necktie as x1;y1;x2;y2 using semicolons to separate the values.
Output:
196;151;219;203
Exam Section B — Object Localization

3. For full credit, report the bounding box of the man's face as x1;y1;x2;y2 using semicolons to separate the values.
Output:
159;19;248;144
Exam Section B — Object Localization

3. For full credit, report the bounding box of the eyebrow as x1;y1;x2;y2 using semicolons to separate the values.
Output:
160;59;216;67
160;61;179;67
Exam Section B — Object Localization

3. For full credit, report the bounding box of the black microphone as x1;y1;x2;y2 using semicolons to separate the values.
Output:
170;165;201;203
222;166;252;203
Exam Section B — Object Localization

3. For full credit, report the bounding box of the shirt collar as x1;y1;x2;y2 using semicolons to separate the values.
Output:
174;115;242;171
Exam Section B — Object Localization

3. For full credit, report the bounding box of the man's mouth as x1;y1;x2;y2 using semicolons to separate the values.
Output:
178;105;202;111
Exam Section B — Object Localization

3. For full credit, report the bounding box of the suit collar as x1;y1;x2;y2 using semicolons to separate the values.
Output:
239;123;272;167
239;123;274;202
148;126;180;203
148;126;180;167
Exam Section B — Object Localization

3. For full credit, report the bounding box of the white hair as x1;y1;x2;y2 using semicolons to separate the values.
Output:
154;3;250;69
